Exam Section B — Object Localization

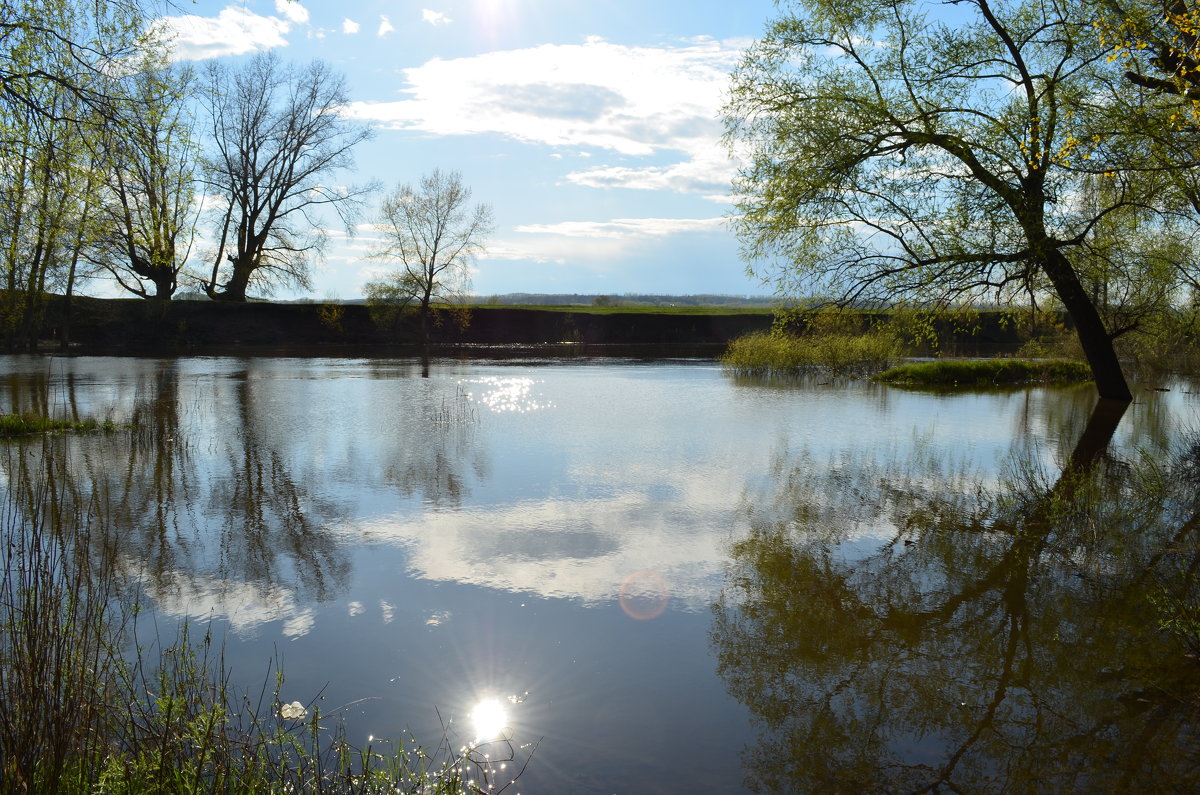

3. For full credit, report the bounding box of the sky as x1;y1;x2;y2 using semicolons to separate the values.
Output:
152;0;782;300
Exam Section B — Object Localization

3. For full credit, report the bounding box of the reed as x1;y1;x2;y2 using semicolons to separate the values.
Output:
721;328;904;376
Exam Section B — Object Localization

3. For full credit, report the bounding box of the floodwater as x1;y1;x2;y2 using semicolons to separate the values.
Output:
3;354;1200;792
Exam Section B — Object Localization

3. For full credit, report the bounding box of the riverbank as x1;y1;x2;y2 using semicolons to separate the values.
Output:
40;296;1035;353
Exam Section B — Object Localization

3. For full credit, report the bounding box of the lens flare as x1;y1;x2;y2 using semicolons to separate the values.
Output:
619;570;671;621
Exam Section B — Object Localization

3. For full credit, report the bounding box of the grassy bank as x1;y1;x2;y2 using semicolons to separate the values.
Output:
0;486;528;793
875;359;1094;386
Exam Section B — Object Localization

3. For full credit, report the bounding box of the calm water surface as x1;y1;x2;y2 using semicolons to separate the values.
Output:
3;354;1199;792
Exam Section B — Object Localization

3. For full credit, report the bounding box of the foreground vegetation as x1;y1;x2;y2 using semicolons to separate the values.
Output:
0;489;529;793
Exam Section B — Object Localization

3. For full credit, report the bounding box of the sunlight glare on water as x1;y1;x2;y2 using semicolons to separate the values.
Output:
467;376;552;413
470;697;510;742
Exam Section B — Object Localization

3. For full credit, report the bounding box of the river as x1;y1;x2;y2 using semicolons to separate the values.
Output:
2;353;1199;792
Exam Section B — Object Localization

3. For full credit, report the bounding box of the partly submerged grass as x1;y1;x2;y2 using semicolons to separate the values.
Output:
874;358;1093;387
721;329;905;376
0;411;120;437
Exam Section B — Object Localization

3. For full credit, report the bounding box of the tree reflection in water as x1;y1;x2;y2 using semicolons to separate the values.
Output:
712;399;1200;791
0;362;351;631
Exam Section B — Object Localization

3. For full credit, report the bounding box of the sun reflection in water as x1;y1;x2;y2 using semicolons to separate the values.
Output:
470;697;510;742
467;377;552;414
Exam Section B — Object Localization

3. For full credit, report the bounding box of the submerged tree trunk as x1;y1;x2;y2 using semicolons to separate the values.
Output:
1041;249;1132;402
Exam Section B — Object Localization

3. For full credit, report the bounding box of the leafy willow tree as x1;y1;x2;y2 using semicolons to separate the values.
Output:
90;58;199;300
725;0;1200;401
1098;0;1200;102
201;52;373;302
1;54;98;348
0;0;150;347
0;0;144;126
364;169;493;342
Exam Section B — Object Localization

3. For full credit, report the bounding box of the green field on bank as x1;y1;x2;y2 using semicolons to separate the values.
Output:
471;304;776;315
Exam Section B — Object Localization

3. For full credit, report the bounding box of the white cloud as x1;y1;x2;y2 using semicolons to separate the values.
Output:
566;149;736;198
377;15;396;37
153;6;291;60
343;36;743;195
342;17;360;34
479;216;729;273
274;0;309;25
514;217;727;239
422;9;452;26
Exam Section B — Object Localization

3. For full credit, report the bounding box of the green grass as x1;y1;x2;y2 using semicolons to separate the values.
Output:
0;411;119;437
720;329;905;376
874;358;1093;386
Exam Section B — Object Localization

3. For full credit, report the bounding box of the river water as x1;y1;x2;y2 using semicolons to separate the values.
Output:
3;353;1199;792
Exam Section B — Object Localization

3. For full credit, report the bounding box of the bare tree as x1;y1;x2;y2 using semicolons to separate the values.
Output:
201;52;372;301
365;169;493;341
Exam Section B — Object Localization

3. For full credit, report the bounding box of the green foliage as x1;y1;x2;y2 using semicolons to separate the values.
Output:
317;301;345;333
1;0;158;346
364;272;420;330
474;304;773;316
874;358;1094;387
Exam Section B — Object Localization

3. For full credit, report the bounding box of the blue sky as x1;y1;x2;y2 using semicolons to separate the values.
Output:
154;0;781;300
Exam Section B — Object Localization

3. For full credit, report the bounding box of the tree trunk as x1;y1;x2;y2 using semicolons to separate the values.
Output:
1041;249;1132;402
209;258;252;302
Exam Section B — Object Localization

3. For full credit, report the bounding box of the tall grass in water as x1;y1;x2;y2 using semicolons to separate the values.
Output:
721;319;904;377
0;411;119;437
0;474;530;793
